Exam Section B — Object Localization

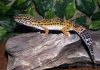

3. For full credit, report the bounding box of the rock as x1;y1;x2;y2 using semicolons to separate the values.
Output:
5;31;100;70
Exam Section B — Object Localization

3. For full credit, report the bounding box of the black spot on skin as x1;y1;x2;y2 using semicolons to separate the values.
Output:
38;21;40;23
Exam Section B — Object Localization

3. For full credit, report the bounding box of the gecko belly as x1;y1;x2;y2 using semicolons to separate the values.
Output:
34;26;63;30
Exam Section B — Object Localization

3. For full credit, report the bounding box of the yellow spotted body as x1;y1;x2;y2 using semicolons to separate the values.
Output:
14;14;84;37
14;14;95;67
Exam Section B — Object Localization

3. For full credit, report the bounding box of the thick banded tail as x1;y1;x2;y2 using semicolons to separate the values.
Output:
74;26;95;67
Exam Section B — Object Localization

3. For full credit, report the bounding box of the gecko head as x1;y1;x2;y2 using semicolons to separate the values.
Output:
14;14;30;21
14;14;33;25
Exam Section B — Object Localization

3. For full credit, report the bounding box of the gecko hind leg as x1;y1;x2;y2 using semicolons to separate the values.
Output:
61;26;70;38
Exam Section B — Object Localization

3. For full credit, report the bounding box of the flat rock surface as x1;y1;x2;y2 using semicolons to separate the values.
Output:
6;31;100;70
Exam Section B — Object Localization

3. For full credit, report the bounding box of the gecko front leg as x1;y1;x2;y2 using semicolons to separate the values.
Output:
41;26;49;36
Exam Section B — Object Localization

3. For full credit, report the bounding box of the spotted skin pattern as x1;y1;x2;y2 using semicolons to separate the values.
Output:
75;27;95;66
14;14;95;66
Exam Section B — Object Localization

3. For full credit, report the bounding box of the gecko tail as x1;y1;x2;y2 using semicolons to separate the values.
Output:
74;26;96;67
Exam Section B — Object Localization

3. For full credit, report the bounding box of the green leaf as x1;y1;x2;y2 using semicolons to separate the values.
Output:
26;5;34;16
34;0;75;19
45;9;55;19
54;0;66;18
75;0;95;17
0;17;16;32
6;0;32;16
0;1;10;15
34;0;56;18
65;1;75;19
0;0;11;5
75;16;86;25
91;11;100;21
12;0;32;10
34;0;45;17
89;21;100;30
0;26;7;40
15;0;27;6
17;0;32;10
